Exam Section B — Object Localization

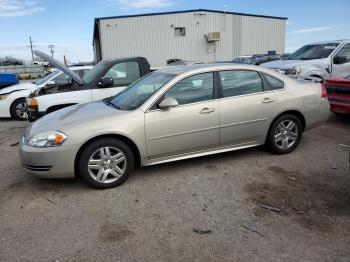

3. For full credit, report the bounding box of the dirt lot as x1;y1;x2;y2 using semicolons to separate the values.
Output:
0;115;350;262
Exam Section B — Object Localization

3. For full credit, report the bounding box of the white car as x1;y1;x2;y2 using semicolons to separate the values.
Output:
0;66;91;120
262;39;350;81
26;51;151;122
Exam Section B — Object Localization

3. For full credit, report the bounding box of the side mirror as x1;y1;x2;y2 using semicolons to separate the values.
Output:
98;77;114;87
47;80;55;85
333;56;347;65
158;97;179;109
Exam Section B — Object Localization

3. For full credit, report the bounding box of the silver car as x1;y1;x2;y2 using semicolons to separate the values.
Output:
262;39;350;81
19;64;330;189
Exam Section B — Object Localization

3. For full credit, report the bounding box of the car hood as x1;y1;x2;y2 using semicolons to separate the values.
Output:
26;101;129;138
33;50;84;85
0;82;36;95
261;59;313;69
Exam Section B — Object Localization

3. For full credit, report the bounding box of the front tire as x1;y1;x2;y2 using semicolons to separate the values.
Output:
266;114;303;154
78;138;134;189
10;98;28;121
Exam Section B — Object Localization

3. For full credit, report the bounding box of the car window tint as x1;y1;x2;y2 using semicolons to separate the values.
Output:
77;69;89;78
53;73;70;85
336;43;350;62
165;73;213;105
219;70;263;98
263;74;284;90
104;61;141;86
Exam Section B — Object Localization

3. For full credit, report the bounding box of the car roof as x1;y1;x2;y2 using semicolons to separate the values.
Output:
68;65;93;70
308;39;350;45
156;63;273;75
101;56;146;63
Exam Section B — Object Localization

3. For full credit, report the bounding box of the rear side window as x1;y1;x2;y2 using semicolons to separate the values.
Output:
219;70;263;98
263;74;284;90
104;61;141;86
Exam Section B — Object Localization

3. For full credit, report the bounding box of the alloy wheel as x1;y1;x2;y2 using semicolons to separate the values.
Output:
15;102;28;120
274;120;299;150
87;146;127;184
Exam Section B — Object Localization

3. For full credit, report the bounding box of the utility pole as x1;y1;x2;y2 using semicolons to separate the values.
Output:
48;44;55;58
27;36;35;64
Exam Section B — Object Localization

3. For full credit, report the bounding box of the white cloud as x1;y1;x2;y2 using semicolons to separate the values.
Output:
290;26;332;34
106;0;174;9
0;0;45;17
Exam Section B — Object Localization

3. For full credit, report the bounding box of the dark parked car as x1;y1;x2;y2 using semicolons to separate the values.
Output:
225;54;281;66
0;73;19;89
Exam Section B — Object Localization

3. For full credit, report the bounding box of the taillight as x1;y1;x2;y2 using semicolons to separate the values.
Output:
321;83;327;98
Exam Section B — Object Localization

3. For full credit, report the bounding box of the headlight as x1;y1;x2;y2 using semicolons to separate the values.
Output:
27;131;67;148
294;68;302;76
285;68;302;76
27;98;38;106
0;94;8;101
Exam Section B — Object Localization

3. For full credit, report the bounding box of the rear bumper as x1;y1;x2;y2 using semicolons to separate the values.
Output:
328;97;350;115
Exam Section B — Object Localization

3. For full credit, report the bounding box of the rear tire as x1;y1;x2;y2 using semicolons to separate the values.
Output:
78;138;134;189
10;98;28;121
266;114;303;154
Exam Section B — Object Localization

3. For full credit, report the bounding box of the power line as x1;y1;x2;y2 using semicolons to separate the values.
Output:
48;44;55;58
27;36;36;63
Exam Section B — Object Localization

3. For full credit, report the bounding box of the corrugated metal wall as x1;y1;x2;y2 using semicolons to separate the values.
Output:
98;11;285;66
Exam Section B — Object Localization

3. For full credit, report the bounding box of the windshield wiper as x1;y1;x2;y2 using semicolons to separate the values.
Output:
104;97;120;110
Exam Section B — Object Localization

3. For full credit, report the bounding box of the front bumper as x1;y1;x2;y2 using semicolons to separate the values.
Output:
19;137;77;178
0;99;11;118
28;110;45;122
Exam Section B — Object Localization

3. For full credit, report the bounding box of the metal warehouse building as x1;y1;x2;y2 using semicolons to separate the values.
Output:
93;9;287;66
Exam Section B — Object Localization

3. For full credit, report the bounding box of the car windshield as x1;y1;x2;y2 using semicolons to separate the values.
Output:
35;70;59;85
107;72;176;111
82;61;109;84
287;43;339;60
232;57;259;64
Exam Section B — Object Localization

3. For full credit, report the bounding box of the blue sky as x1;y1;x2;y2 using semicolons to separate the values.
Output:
0;0;349;63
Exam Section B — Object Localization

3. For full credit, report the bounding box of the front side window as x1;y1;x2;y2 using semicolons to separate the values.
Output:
53;73;71;85
104;61;141;86
334;43;350;63
219;70;263;98
83;61;109;84
165;73;213;105
77;69;90;78
263;74;284;90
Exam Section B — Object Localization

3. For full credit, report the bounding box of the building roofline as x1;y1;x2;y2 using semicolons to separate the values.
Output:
94;9;288;22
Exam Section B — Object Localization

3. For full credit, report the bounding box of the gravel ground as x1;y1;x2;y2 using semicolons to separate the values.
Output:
0;115;349;262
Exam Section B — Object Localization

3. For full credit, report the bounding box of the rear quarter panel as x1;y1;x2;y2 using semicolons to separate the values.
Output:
275;78;329;131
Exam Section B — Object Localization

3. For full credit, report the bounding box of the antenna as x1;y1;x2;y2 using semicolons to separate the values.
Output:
27;36;36;63
48;44;55;58
224;4;227;13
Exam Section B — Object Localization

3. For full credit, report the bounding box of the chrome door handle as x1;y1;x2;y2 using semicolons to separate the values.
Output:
199;107;215;114
261;98;275;104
